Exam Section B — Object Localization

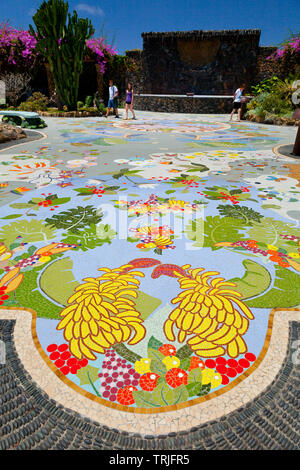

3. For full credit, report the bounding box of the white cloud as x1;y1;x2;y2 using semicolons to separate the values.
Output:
28;8;36;16
76;3;105;16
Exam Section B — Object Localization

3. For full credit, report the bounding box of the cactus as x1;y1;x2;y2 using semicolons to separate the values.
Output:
30;0;94;111
85;95;93;107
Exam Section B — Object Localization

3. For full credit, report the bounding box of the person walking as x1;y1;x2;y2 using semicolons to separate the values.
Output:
124;83;136;120
106;79;119;118
230;84;246;122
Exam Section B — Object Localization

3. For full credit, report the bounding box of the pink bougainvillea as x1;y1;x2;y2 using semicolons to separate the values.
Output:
0;24;37;67
0;23;117;73
86;38;117;73
267;35;300;61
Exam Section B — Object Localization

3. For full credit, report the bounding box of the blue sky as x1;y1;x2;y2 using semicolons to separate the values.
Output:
1;0;300;53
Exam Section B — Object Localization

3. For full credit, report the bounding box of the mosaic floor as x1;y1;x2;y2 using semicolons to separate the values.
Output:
0;111;299;449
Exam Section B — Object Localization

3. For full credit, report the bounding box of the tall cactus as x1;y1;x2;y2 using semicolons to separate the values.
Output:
30;0;94;110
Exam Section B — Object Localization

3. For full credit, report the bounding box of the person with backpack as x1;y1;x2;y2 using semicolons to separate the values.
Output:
105;79;119;118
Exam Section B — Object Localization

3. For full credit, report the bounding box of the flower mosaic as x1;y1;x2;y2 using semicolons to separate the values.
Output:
55;116;283;150
0;112;299;413
0;158;62;187
113;118;230;134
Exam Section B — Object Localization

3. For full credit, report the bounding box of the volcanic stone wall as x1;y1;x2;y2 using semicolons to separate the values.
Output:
125;49;145;92
256;46;300;82
140;30;261;95
256;46;279;82
133;95;234;114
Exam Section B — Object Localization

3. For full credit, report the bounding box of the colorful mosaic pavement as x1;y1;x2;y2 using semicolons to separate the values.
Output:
0;112;299;445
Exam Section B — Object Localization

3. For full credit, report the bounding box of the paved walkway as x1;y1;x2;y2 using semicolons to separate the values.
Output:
0;112;299;449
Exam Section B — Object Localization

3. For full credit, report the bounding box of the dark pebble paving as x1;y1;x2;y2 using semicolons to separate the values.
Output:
0;319;299;450
0;130;44;152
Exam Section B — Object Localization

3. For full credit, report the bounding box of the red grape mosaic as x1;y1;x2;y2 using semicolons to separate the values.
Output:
98;349;141;403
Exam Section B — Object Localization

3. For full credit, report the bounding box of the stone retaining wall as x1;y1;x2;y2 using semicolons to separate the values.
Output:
125;50;144;94
133;95;234;114
256;46;278;82
39;110;100;118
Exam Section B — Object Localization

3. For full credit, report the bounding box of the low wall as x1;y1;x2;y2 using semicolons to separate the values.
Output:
133;94;234;114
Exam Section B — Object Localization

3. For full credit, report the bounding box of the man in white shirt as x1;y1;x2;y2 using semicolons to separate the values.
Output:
106;79;119;118
230;84;246;122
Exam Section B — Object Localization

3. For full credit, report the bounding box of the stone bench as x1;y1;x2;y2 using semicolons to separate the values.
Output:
0;110;47;129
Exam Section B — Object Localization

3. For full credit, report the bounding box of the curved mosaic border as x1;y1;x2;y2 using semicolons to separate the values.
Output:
32;307;277;413
0;307;299;434
273;143;296;158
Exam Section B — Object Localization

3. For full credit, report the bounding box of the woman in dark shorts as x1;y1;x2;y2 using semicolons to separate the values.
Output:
124;83;136;120
230;84;246;122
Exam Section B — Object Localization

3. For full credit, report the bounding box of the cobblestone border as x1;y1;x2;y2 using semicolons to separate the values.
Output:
0;316;299;449
2;307;298;432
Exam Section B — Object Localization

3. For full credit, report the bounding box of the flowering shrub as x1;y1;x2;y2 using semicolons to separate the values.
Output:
86;38;117;74
267;35;300;61
0;24;37;68
251;76;280;96
18;92;49;111
0;23;116;74
246;74;298;122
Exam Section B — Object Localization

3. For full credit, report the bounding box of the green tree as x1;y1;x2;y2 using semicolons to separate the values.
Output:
30;0;95;110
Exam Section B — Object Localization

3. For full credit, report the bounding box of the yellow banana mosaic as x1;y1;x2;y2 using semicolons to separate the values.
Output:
57;265;146;360
164;266;253;358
